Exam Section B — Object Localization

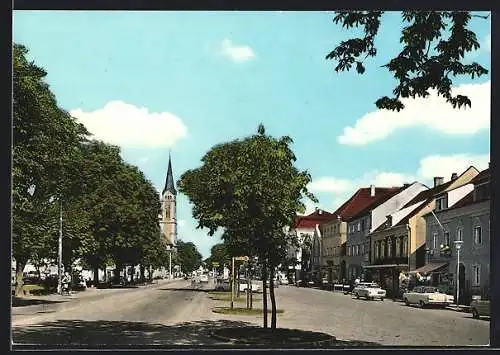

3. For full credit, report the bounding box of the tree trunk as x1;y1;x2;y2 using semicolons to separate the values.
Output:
140;265;145;284
93;266;99;286
269;263;277;330
262;259;268;329
15;260;26;297
130;266;135;283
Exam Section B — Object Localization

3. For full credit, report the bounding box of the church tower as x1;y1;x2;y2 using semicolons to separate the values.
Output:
160;153;177;246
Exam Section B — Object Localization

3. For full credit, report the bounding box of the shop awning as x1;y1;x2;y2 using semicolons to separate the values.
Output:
409;262;448;274
363;264;408;269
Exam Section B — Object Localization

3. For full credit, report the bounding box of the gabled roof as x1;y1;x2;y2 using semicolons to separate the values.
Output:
346;187;403;222
295;209;337;229
449;191;475;210
332;187;400;222
470;168;490;185
401;181;451;209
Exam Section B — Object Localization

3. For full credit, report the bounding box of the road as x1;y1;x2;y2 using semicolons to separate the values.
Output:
11;280;490;347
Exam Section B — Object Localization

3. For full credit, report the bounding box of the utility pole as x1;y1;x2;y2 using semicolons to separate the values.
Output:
58;200;63;295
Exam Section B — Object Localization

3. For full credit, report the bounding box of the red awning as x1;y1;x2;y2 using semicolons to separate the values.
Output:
409;262;448;274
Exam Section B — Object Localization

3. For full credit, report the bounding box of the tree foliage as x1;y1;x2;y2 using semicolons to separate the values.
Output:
178;124;317;329
326;11;489;111
12;43;166;294
175;240;203;273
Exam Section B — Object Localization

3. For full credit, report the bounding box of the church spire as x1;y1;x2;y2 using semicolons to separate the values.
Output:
162;151;177;195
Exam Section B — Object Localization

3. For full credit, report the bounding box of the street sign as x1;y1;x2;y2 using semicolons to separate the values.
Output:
234;256;249;261
212;262;220;267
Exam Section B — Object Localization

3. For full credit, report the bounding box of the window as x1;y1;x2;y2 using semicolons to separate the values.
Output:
432;232;438;249
357;222;361;232
355;245;359;256
444;231;450;246
472;265;481;286
457;227;463;241
435;196;447;211
381;241;385;258
395;239;400;257
387;239;392;257
361;219;365;231
474;226;482;244
402;237;407;256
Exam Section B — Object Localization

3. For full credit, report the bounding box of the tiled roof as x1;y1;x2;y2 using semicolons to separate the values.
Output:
470;168;490;185
346;187;403;222
295;209;337;229
332;187;400;222
449;191;475;210
401;181;452;209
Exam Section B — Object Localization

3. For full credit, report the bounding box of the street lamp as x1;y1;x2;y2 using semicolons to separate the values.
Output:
453;240;463;305
166;243;177;280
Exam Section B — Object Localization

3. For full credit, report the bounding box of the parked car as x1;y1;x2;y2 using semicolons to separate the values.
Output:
239;282;261;293
352;282;386;300
280;276;289;285
470;299;490;319
403;286;454;308
200;274;209;283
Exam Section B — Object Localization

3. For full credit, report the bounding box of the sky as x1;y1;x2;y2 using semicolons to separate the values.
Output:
13;11;491;259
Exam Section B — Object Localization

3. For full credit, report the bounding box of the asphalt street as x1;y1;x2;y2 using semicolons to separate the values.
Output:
11;280;490;347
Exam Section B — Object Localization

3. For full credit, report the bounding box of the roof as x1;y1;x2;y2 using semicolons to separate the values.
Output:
346;187;403;222
401;181;452;209
470;168;490;185
448;191;475;210
295;209;337;229
162;153;177;195
332;187;401;222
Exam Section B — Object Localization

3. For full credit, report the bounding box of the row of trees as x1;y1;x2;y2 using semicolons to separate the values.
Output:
12;43;171;296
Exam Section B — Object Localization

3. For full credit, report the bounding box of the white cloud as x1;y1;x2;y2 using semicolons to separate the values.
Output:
308;177;353;193
483;33;491;53
312;152;489;214
178;219;186;227
71;101;188;148
337;81;490;145
220;39;256;62
417;153;490;181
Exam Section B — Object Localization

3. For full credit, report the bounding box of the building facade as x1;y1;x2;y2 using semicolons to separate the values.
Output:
366;167;480;297
422;167;489;304
346;182;428;283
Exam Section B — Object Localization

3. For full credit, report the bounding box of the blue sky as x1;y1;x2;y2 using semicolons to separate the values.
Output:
13;11;491;258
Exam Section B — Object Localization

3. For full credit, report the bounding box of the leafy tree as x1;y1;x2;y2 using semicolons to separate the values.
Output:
12;43;88;296
326;11;489;111
175;240;203;273
206;242;231;271
178;124;316;330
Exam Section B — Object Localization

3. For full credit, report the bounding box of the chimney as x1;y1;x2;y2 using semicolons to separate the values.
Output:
433;177;444;187
370;184;375;197
451;173;458;181
386;215;392;227
319;209;323;215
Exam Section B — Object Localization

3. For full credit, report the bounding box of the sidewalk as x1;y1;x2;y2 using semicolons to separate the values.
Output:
12;278;183;316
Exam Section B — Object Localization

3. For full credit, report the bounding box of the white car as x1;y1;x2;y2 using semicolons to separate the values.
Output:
352;282;386;300
239;282;261;293
200;274;209;283
403;286;454;308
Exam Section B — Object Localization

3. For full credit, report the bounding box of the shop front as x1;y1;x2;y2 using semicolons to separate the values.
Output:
408;262;450;293
363;264;409;299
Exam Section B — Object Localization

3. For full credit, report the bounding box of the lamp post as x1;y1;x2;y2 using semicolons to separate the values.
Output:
453;240;463;305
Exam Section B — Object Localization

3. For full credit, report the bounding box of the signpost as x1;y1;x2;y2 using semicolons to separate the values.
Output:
231;256;249;309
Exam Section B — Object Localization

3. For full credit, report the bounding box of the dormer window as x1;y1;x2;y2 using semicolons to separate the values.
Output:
474;182;490;202
435;195;447;211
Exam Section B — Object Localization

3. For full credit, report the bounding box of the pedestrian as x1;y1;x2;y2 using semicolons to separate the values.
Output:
61;271;72;295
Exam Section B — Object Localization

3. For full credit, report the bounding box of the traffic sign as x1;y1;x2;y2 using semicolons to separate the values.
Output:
212;262;220;267
234;256;249;261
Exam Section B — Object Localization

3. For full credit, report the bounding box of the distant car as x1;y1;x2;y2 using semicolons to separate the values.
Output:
470;299;490;319
403;286;454;308
200;274;209;283
280;277;289;285
239;282;261;293
352;282;386;300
